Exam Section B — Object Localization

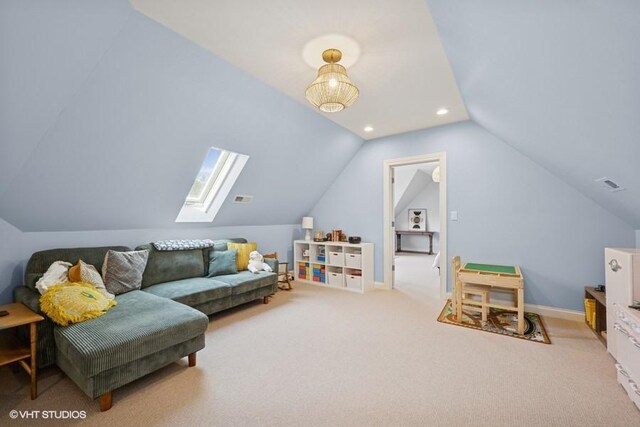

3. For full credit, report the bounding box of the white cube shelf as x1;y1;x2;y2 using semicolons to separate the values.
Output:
293;240;374;293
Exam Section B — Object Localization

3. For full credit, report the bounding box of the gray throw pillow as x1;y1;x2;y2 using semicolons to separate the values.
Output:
208;249;238;277
102;250;149;295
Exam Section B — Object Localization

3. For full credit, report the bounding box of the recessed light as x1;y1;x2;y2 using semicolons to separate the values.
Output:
363;126;374;132
436;108;449;116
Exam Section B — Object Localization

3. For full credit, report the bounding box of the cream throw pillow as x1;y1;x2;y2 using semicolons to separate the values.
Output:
69;260;114;300
35;261;72;295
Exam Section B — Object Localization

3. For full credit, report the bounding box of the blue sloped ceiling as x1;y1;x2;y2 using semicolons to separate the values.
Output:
427;0;640;227
0;1;363;232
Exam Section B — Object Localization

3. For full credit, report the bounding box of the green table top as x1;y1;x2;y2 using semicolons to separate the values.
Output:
463;263;517;275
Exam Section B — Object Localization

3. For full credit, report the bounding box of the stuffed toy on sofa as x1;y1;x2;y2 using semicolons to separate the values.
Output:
248;251;273;274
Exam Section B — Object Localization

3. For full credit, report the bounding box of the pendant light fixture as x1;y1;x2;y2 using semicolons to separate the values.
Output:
305;48;359;113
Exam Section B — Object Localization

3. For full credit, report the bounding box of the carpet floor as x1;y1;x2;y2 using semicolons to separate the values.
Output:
1;279;639;426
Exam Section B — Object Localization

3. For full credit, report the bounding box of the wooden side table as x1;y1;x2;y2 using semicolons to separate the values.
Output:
0;303;44;399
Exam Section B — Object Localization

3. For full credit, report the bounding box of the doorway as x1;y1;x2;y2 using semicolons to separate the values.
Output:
383;153;447;299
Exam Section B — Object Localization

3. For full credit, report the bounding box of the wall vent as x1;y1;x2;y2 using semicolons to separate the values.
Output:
233;195;253;203
595;177;625;193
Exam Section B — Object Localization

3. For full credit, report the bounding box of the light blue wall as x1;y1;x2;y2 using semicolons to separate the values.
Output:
0;222;300;305
309;121;635;311
0;219;26;305
427;0;640;228
0;1;363;232
0;0;132;199
637;231;640;249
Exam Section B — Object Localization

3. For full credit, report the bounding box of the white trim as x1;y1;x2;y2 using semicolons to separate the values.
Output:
444;292;584;322
524;304;584;322
176;153;249;223
186;150;230;204
383;152;447;300
374;281;386;289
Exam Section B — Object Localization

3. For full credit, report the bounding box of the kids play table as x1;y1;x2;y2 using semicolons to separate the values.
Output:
455;262;525;335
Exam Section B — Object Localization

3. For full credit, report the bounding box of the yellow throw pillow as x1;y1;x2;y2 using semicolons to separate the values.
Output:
227;242;257;271
40;282;117;326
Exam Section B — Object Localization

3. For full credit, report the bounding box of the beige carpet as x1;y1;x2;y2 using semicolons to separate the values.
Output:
1;278;639;426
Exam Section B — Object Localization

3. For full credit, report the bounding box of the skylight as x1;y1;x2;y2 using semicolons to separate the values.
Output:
176;147;249;222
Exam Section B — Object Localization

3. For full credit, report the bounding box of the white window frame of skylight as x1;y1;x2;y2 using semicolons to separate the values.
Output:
185;150;230;206
175;148;249;223
197;151;237;211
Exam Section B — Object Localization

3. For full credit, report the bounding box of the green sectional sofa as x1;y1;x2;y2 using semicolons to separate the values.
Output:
13;238;278;411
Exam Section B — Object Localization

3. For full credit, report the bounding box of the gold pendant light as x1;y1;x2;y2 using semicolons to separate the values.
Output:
305;49;359;113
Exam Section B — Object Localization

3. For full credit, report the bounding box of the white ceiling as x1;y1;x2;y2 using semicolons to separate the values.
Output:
130;0;468;140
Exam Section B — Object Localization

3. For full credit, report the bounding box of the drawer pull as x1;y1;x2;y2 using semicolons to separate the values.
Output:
630;380;640;397
618;312;629;323
616;363;630;378
614;323;631;337
629;336;640;350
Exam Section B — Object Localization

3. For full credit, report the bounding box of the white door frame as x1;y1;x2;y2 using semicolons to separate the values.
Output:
383;152;447;299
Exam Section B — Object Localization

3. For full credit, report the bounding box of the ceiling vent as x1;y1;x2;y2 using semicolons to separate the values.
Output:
233;195;253;204
595;177;625;193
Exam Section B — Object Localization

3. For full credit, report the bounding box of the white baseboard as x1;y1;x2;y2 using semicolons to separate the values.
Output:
374;281;387;290
444;292;583;322
523;303;584;322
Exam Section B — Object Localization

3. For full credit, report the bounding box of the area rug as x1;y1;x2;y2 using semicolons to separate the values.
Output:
437;299;551;344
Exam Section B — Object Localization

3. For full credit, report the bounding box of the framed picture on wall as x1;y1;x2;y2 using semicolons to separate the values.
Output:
408;208;427;231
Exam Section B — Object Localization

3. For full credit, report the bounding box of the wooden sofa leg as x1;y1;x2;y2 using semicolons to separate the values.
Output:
188;352;196;367
99;391;112;412
263;296;269;304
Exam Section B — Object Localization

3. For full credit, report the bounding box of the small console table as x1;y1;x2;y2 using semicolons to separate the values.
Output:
395;230;434;255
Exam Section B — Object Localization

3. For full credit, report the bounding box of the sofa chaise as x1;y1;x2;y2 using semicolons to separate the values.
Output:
13;238;278;411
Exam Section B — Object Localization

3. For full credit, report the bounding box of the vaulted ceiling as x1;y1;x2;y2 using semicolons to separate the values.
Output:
0;0;362;231
428;0;640;227
129;0;469;140
1;0;638;232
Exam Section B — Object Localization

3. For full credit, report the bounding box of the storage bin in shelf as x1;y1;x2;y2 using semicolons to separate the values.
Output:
345;253;362;269
344;268;362;290
328;251;345;267
326;266;344;287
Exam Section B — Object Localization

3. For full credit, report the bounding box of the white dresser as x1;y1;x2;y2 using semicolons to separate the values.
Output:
605;248;640;409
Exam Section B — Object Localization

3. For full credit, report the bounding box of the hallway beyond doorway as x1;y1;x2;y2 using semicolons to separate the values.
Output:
393;253;440;298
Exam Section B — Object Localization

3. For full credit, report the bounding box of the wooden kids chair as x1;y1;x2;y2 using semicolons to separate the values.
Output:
452;256;491;322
